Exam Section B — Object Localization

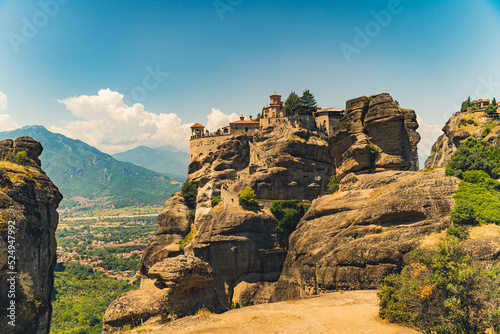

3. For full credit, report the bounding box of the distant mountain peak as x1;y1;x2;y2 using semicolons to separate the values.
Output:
0;126;183;210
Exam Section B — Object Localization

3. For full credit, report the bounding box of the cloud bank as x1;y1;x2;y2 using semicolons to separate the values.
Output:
417;116;443;157
0;92;19;132
52;89;239;154
206;108;239;133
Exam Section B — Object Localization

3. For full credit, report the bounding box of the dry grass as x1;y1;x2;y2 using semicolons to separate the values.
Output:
419;230;447;249
0;161;41;185
459;112;499;132
286;299;305;304
196;307;215;316
469;224;500;240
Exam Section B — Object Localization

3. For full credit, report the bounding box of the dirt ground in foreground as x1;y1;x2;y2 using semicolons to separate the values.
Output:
132;290;419;334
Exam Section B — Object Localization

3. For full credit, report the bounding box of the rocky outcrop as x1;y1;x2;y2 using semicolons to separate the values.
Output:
464;237;500;270
104;192;202;332
187;203;286;308
0;137;62;333
229;127;334;200
188;129;334;205
425;111;500;168
103;255;222;333
106;188;285;332
330;93;420;180
0;136;43;167
271;169;459;301
141;193;190;275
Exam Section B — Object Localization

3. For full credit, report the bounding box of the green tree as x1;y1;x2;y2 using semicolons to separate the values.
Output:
461;97;472;112
486;104;497;115
239;187;258;207
378;236;500;333
326;175;339;194
270;201;309;243
460;100;468;112
284;92;301;116
181;181;198;209
446;137;500;179
450;202;478;225
446;142;500;226
211;195;221;207
493;98;497;106
300;89;317;115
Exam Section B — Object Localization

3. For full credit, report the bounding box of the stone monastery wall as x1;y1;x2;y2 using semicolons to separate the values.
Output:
260;115;316;130
190;135;229;160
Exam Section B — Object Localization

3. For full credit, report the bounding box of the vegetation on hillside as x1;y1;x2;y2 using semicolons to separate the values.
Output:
181;181;198;209
445;138;500;225
51;263;139;334
378;236;500;333
239;187;259;207
2;150;28;165
211;195;221;207
379;136;500;333
445;138;500;179
270;200;310;244
326;175;340;194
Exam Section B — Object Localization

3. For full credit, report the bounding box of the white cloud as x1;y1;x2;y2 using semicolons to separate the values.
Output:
206;108;239;133
0;114;19;132
417;116;443;157
0;92;19;131
0;91;8;111
52;89;240;154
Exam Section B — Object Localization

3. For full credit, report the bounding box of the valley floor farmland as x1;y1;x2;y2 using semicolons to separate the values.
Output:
52;214;158;333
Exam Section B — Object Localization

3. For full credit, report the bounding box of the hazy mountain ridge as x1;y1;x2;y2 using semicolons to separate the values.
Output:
112;145;189;178
0;125;182;209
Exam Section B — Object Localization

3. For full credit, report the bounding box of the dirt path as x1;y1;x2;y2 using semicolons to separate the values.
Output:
135;290;418;334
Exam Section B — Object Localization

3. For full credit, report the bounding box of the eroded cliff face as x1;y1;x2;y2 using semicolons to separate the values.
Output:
187;202;285;308
331;93;420;179
0;137;62;334
271;169;459;302
425;111;500;168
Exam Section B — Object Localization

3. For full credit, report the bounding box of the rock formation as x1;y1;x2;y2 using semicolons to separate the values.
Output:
0;137;62;333
425;111;500;168
103;255;222;333
104;92;431;331
187;202;286;308
330;93;420;180
271;169;460;301
140;193;190;274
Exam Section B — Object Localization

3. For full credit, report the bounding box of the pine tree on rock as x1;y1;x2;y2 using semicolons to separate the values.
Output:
300;90;317;115
285;92;301;116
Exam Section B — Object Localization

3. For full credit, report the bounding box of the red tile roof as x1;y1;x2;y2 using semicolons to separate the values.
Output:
191;123;205;128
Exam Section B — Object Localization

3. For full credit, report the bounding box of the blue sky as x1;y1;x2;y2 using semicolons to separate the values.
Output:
0;0;499;157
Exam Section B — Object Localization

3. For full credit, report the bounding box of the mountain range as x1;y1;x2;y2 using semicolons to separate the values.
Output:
0;125;183;210
112;145;189;178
